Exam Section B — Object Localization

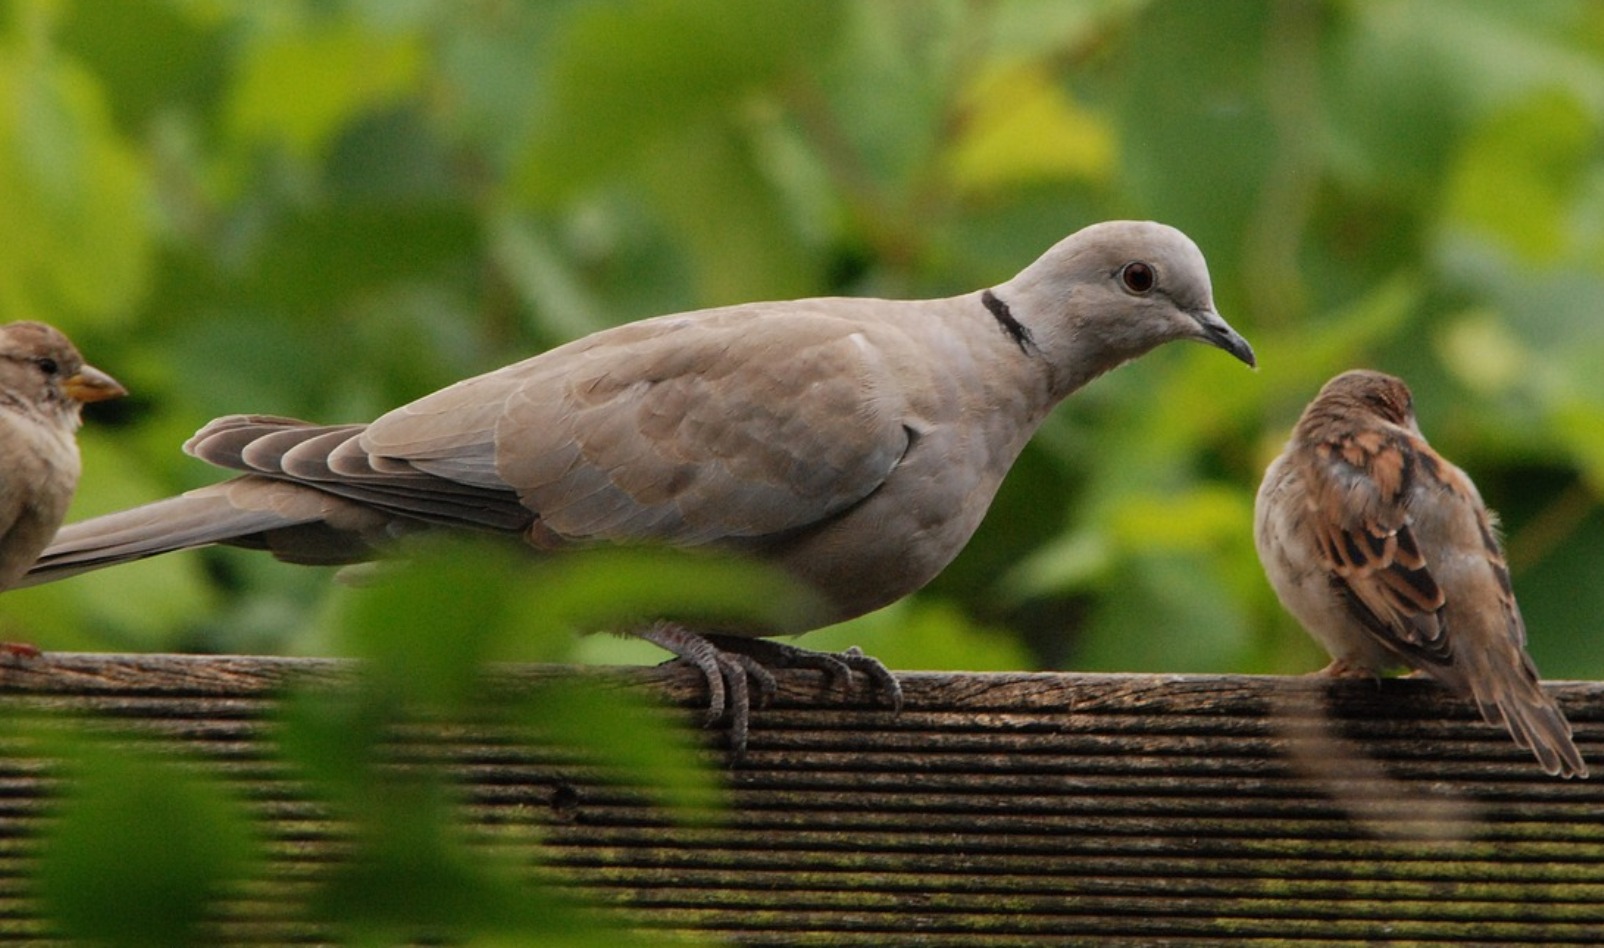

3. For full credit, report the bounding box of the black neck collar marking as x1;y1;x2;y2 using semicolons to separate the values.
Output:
981;289;1037;354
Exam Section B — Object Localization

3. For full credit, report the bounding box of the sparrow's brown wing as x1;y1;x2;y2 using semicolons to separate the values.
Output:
1306;425;1450;666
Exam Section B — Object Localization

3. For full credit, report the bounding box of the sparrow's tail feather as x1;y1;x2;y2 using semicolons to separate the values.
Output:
20;478;394;588
1467;656;1588;779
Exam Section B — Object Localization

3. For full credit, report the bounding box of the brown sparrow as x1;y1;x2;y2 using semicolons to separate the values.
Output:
0;321;125;592
1256;369;1585;778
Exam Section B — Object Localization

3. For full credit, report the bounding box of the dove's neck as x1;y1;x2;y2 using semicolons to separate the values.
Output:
898;290;1067;470
975;286;1132;405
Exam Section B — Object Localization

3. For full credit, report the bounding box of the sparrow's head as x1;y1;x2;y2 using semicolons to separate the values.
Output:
1311;369;1416;428
998;221;1256;392
0;321;126;426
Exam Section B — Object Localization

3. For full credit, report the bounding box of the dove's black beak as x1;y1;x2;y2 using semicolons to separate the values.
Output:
1193;309;1256;368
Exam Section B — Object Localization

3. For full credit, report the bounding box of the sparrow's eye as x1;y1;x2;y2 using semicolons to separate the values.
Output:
32;357;58;376
1120;261;1155;295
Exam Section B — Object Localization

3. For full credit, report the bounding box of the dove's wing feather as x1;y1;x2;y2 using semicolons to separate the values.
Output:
401;304;915;545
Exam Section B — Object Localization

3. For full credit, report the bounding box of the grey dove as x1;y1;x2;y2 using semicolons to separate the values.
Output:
0;322;124;596
26;220;1254;752
1256;370;1586;778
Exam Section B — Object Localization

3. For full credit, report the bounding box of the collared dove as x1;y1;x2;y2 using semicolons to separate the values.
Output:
27;220;1253;752
1256;369;1586;778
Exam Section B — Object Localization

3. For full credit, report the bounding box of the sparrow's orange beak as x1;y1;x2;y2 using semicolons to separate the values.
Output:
64;365;127;404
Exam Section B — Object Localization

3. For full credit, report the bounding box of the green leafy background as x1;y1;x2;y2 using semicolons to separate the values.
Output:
7;1;1604;943
5;0;1603;681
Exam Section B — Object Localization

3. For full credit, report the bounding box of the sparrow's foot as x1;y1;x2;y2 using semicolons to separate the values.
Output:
0;642;40;662
1310;659;1376;680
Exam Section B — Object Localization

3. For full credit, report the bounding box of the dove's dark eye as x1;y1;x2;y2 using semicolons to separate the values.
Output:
32;357;59;376
1120;261;1155;294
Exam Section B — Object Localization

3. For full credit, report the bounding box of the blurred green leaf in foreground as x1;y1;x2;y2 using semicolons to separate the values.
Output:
20;538;786;945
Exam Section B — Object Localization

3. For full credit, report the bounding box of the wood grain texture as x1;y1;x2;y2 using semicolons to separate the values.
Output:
1;653;1601;945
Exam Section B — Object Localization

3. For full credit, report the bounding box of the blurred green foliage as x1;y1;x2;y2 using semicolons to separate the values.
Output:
16;539;728;945
277;541;723;946
0;0;1600;679
4;0;1604;941
36;734;257;947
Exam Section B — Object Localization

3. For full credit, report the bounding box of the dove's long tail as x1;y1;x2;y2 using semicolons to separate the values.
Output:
20;484;366;587
24;413;539;588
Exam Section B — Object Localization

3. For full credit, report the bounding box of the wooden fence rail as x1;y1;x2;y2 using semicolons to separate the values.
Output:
1;653;1600;945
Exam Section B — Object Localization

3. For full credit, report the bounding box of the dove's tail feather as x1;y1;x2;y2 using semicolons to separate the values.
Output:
20;481;392;587
1468;660;1588;779
23;414;542;588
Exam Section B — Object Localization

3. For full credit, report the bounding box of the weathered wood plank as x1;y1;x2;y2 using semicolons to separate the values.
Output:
0;653;1600;945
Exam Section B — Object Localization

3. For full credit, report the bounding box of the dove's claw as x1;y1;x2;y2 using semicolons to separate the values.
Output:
637;625;902;761
707;635;904;713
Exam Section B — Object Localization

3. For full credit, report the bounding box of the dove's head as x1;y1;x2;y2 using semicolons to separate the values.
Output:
0;321;126;429
998;220;1255;394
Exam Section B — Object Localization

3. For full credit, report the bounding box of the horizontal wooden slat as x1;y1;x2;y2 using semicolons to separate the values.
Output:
0;653;1601;945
